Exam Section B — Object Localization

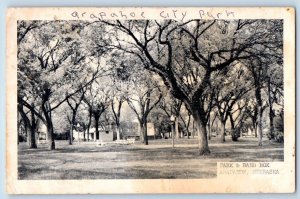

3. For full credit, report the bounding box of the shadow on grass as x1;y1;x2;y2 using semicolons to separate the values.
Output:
19;164;217;180
18;137;283;179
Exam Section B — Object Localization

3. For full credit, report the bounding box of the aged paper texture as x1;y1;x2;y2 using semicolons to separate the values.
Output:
6;7;295;194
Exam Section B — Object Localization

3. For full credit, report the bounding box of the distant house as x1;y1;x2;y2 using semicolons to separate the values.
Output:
36;124;47;143
73;127;114;142
146;123;156;136
120;122;157;139
33;121;158;143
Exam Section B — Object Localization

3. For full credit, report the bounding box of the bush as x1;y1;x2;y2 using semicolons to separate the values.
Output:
267;131;274;140
274;131;284;143
230;129;240;142
18;134;27;142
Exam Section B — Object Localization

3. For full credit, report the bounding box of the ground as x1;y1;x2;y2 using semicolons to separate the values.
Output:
18;137;284;179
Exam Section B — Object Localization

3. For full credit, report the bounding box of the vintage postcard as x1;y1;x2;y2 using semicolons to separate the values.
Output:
6;7;295;194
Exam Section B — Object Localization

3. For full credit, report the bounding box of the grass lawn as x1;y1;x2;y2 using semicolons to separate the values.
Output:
18;136;284;179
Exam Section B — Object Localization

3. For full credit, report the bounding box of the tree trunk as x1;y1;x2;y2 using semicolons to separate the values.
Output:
69;124;73;145
269;107;274;140
86;128;90;141
257;106;263;146
87;109;92;141
46;121;55;150
17;116;22;145
144;122;148;145
112;100;123;141
139;119;148;145
207;126;211;140
255;85;263;146
268;79;274;140
95;115;100;140
139;122;145;143
229;114;238;141
175;116;179;139
18;104;37;148
192;118;195;139
171;122;175;148
116;123;121;141
69;113;76;144
28;108;37;148
220;121;226;143
207;117;211;141
187;114;191;139
179;113;190;139
83;128;86;141
42;103;55;150
252;115;258;138
193;111;210;155
28;126;37;148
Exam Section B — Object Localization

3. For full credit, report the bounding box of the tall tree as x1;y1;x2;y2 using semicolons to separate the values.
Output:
83;79;112;141
213;65;251;142
111;93;125;141
66;90;85;144
18;21;108;149
159;94;183;139
18;103;38;148
99;19;280;154
266;62;283;140
109;59;130;141
239;20;283;146
228;100;249;141
126;73;162;145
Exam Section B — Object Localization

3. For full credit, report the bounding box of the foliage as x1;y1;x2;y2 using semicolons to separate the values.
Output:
17;19;284;151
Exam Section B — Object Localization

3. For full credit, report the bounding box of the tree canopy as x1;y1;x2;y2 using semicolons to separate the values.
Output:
17;19;283;154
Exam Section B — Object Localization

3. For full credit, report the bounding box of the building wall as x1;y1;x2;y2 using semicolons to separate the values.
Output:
147;123;155;136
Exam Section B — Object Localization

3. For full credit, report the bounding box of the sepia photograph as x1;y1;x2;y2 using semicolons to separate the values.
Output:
6;7;295;193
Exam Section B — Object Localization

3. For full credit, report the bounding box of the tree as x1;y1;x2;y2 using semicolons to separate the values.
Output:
266;62;283;140
83;78;112;141
17;103;38;148
98;19;281;154
83;102;93;141
239;20;283;146
52;103;70;137
17;21;46;148
66;90;85;144
111;89;126;141
213;64;251;142
228;100;249;141
158;93;183;139
109;57;131;141
18;21;108;149
108;52;163;144
207;111;218;140
178;104;192;139
126;72;162;145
